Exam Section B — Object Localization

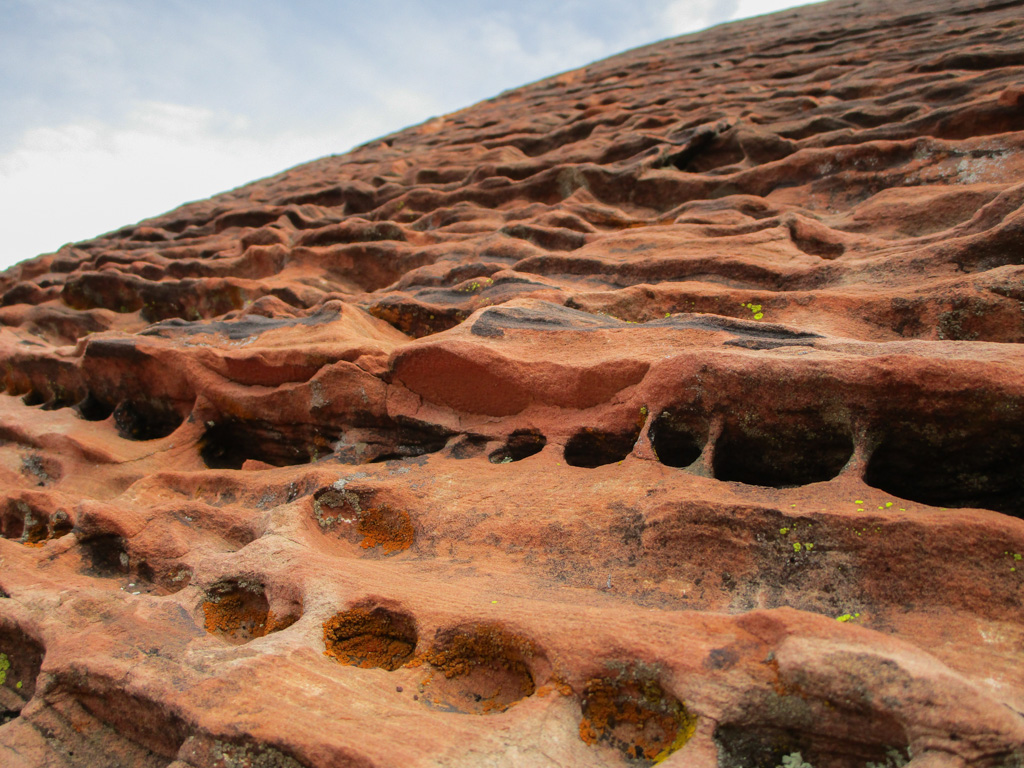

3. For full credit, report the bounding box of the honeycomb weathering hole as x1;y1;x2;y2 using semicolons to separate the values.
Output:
864;420;1024;515
489;430;547;463
1;500;72;545
200;420;320;469
313;487;415;554
79;533;131;577
0;621;45;725
712;414;853;487
713;724;911;768
578;675;697;764
323;605;417;670
421;623;539;715
564;427;640;468
202;580;298;644
113;399;186;441
649;411;706;468
74;393;115;422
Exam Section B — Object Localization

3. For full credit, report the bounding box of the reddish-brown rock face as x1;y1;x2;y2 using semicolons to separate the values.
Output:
2;0;1024;766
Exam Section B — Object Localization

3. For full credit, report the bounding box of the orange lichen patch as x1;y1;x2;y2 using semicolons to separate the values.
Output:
578;675;697;764
357;506;414;553
312;487;414;554
322;605;417;671
201;581;298;645
420;623;538;715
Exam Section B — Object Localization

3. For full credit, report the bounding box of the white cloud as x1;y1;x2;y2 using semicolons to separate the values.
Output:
0;99;426;268
732;0;814;21
661;0;740;36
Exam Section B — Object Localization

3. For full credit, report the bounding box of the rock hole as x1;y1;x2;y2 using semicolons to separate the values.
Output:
713;725;806;768
447;435;489;460
20;390;45;407
201;580;297;645
369;420;452;463
0;501;47;544
180;737;311;768
649;410;706;468
864;418;1024;515
312;488;415;554
75;393;115;421
489;430;546;463
200;420;319;469
712;414;853;488
420;623;539;715
79;533;131;577
714;724;910;768
20;454;62;486
0;620;45;725
50;510;73;539
53;675;190;762
113;399;185;441
578;674;697;764
564;427;640;468
322;604;417;670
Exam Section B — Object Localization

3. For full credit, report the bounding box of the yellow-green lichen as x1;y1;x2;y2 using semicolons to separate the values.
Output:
741;301;764;320
0;653;8;686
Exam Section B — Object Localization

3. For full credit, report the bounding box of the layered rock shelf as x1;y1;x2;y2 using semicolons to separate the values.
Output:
1;0;1023;765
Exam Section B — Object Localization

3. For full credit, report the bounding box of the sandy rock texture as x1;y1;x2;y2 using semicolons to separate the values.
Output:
1;0;1024;765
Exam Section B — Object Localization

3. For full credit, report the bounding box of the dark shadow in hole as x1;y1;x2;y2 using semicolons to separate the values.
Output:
20;390;45;407
490;430;546;463
649;410;706;468
0;619;45;725
564;427;639;468
200;420;317;469
180;737;313;768
370;421;452;463
864;419;1024;515
0;501;48;544
50;511;73;539
113;400;184;441
447;435;489;460
79;533;130;577
0;505;25;541
714;724;909;768
712;414;852;488
75;393;115;421
323;604;418;670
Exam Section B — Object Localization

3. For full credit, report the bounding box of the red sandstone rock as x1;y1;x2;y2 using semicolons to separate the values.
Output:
2;0;1024;765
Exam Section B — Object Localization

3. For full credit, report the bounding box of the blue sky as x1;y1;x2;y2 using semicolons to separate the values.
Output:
0;0;811;268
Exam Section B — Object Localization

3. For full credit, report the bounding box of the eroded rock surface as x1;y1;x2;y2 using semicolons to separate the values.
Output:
2;0;1024;765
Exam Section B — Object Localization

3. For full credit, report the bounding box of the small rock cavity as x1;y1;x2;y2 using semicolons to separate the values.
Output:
0;620;45;725
489;429;547;463
201;580;299;645
322;604;418;670
649;409;706;468
113;398;186;441
312;487;415;554
564;427;640;468
864;417;1024;515
578;674;696;764
420;623;538;715
712;413;853;487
